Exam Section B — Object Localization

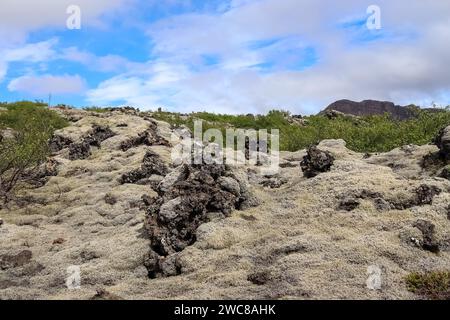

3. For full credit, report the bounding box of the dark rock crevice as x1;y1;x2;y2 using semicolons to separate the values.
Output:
338;185;442;211
143;163;258;278
120;124;170;151
120;151;169;185
49;135;73;153
68;125;116;160
51;125;116;161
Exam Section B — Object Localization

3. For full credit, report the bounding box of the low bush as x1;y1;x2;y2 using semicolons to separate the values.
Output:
0;101;68;204
406;271;450;300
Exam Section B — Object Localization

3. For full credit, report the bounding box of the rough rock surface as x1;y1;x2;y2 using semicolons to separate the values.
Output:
413;219;440;253
120;123;170;151
0;110;450;300
120;150;169;185
143;163;257;278
300;145;335;178
433;126;450;163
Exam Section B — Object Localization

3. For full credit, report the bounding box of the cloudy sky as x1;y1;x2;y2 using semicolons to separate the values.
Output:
0;0;449;114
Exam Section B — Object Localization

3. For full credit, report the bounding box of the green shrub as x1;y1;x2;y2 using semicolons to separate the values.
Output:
406;271;450;300
0;101;68;203
153;109;450;153
82;106;110;113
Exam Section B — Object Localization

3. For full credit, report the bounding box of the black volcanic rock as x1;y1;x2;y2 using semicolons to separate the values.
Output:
321;100;418;120
300;146;335;178
143;163;258;278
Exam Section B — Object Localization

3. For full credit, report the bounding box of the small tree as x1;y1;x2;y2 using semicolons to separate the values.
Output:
0;102;68;205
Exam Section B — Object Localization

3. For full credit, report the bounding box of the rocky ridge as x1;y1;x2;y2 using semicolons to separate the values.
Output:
321;99;444;120
0;107;449;299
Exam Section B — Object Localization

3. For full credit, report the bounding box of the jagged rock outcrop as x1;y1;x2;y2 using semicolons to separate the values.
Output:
420;125;450;177
120;150;169;185
434;126;450;160
143;163;258;278
50;124;115;160
413;219;440;253
68;125;115;160
120;123;170;151
300;145;335;178
49;135;73;153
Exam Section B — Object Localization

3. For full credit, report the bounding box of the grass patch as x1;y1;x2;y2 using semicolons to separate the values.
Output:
406;271;450;300
152;109;450;153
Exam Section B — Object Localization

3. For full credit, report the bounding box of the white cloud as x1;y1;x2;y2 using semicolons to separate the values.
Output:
0;0;130;83
61;47;139;73
87;76;147;104
8;74;86;96
0;39;58;83
86;61;190;107
86;0;450;113
0;0;130;45
3;39;58;63
1;0;449;112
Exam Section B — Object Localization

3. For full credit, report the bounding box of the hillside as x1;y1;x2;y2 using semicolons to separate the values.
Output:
321;100;445;120
1;107;449;300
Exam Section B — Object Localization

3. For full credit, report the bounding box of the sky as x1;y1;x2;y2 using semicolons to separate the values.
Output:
0;0;449;114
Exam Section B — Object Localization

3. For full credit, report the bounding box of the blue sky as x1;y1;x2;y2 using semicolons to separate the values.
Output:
0;0;450;114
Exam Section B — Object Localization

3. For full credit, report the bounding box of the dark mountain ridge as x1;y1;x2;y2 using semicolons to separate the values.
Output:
321;99;443;120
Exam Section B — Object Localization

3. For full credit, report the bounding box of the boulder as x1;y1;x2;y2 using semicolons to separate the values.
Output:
413;219;440;253
434;126;450;160
143;163;258;278
300;146;335;178
217;176;241;196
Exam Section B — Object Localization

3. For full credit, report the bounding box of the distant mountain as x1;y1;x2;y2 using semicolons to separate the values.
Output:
320;99;443;120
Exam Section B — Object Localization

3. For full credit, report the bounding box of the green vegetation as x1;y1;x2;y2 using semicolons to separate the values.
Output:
82;106;110;113
0;101;68;203
153;109;450;153
406;271;450;300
